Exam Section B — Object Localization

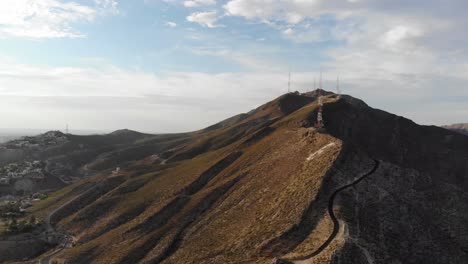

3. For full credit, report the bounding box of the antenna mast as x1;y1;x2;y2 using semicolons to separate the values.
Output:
337;75;341;99
319;69;323;90
288;67;291;93
316;95;324;129
316;69;325;130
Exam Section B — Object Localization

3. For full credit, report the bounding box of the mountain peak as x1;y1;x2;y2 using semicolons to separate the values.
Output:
11;91;468;264
302;88;335;98
109;129;144;136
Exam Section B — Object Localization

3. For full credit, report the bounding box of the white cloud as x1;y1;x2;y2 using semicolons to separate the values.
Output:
95;0;120;15
0;0;119;39
189;47;280;71
0;56;286;132
0;0;467;131
223;1;468;80
283;27;324;43
283;28;294;36
224;0;330;24
186;11;222;28
224;0;279;21
379;25;424;50
165;21;177;27
0;53;466;133
183;0;216;8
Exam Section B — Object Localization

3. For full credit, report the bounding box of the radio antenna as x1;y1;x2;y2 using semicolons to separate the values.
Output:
337;75;341;99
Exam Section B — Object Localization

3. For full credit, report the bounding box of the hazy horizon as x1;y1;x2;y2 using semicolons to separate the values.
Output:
0;93;466;136
0;127;109;136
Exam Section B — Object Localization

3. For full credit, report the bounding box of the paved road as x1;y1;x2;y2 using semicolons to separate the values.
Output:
278;159;380;263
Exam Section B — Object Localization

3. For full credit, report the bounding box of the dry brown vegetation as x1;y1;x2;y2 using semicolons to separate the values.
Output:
32;92;468;264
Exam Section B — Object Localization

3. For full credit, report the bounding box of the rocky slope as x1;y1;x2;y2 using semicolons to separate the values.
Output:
25;91;468;264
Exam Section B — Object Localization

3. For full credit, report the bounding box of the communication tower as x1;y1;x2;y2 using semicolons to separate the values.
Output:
336;76;341;99
319;70;323;90
316;90;324;129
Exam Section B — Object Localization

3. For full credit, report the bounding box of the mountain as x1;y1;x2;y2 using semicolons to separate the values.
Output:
443;123;468;136
0;130;191;195
8;91;468;264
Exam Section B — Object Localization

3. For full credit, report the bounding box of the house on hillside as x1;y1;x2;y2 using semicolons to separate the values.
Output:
0;177;10;185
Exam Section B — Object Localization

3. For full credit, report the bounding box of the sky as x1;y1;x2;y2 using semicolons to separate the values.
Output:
0;0;467;133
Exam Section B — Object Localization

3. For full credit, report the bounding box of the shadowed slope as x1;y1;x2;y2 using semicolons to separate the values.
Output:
30;91;468;264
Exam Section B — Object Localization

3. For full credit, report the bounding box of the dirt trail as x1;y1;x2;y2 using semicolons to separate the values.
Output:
39;186;94;264
39;235;73;264
44;186;96;232
278;159;380;263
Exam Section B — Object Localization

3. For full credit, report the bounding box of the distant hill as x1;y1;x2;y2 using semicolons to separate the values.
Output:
0;129;47;143
0;129;191;195
23;90;468;264
0;135;21;144
443;123;468;136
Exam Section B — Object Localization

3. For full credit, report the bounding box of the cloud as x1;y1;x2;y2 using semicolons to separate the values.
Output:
189;47;281;71
0;0;119;39
165;21;177;27
0;56;286;132
224;0;325;24
222;1;468;92
378;25;424;50
283;28;294;36
0;53;466;133
1;0;467;131
95;0;120;15
186;11;222;28
183;0;216;8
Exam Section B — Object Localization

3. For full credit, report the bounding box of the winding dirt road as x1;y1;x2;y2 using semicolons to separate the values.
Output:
39;235;73;264
44;185;95;233
39;187;94;264
278;159;380;263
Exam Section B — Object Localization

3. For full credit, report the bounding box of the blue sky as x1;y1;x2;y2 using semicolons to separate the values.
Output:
0;0;467;133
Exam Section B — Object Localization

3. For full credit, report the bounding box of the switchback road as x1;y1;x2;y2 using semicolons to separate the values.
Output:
278;159;380;263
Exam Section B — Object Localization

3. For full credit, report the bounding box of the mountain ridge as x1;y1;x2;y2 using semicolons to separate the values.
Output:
3;90;467;264
443;123;468;136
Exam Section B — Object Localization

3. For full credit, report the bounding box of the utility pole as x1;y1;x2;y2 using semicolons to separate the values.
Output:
337;75;341;99
319;69;323;90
